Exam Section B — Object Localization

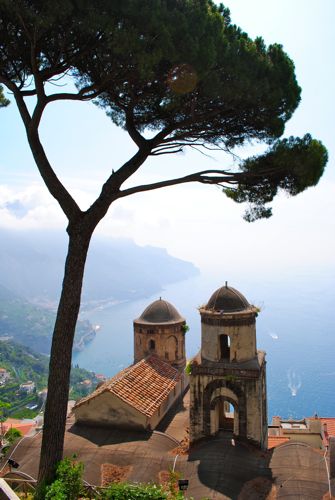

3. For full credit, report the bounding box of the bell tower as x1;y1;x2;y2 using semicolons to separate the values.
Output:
189;282;267;449
133;298;187;370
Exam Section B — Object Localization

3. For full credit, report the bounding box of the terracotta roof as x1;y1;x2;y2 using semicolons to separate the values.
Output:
74;356;181;418
3;418;36;437
268;436;290;449
320;418;335;437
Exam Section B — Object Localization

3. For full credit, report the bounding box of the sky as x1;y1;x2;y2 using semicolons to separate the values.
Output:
0;0;334;282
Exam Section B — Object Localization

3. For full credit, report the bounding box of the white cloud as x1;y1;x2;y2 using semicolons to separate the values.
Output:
0;184;66;230
1;176;334;280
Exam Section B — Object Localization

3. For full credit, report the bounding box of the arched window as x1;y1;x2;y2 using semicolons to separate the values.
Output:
149;339;155;351
167;335;178;361
220;334;230;360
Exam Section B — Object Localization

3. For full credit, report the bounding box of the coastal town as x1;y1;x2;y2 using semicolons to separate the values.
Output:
0;0;333;497
1;285;334;498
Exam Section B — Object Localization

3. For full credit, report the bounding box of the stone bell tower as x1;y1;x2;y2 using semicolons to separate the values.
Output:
133;298;187;370
189;282;267;449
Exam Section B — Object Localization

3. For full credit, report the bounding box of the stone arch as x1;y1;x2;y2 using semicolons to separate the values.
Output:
203;378;247;439
166;335;178;361
210;395;238;435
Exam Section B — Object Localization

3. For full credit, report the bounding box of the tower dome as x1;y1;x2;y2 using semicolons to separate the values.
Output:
190;281;267;450
199;282;257;364
206;283;250;312
133;298;186;368
136;298;184;324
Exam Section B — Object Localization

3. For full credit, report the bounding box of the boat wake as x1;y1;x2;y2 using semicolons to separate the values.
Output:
287;369;302;396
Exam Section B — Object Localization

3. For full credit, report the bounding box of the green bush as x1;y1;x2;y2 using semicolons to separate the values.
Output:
43;458;195;499
185;361;192;375
5;427;22;444
101;482;171;499
45;457;84;500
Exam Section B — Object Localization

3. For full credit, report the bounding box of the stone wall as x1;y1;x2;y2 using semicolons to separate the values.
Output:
189;360;268;449
134;322;186;369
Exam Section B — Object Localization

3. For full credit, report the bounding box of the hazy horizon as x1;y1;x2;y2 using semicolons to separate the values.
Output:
1;1;334;281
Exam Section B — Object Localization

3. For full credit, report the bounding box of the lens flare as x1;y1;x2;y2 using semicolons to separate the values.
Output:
167;64;198;94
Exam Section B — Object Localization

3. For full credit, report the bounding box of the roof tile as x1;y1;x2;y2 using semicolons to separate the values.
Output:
268;436;290;449
74;356;180;418
320;418;335;438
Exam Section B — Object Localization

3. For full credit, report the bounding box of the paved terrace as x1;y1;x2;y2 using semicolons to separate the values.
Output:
0;393;331;499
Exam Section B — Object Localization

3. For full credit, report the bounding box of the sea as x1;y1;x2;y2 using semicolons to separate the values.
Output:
73;269;335;422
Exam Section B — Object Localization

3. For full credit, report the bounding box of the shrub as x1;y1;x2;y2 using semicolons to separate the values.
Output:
5;427;22;444
45;457;84;500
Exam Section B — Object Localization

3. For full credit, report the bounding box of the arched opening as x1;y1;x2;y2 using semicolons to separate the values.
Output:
148;339;155;351
219;334;230;360
210;396;238;436
166;335;178;361
203;381;246;439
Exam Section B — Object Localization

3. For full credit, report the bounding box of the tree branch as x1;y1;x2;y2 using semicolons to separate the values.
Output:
46;86;101;104
84;147;152;230
125;108;146;148
118;169;240;198
26;126;82;221
3;78;32;126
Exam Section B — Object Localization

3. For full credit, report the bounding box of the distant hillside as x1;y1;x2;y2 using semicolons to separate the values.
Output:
0;229;199;307
0;340;100;417
0;284;95;354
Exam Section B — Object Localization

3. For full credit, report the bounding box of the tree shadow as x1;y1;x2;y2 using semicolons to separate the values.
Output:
67;423;152;447
188;433;274;499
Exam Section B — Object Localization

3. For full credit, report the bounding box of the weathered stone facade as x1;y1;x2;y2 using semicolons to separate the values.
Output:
190;283;268;449
74;298;188;431
134;298;187;369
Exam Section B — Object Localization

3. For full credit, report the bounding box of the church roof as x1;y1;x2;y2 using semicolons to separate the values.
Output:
135;298;184;325
73;355;181;418
206;283;250;312
268;436;290;449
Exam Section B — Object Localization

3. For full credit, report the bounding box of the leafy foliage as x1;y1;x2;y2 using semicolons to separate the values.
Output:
102;482;171;499
0;84;9;107
185;361;192;376
75;0;301;147
45;457;84;500
0;340;99;414
44;458;190;499
4;426;22;444
225;134;328;221
181;324;190;334
0;398;10;421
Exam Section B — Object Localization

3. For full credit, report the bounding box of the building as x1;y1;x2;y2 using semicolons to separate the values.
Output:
189;282;268;449
0;368;10;385
269;415;335;449
133;297;187;369
19;381;35;394
73;298;188;431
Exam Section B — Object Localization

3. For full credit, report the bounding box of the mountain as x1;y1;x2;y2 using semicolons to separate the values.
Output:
0;284;95;354
0;229;199;307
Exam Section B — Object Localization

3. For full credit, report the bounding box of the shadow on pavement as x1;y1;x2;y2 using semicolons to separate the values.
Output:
188;432;274;499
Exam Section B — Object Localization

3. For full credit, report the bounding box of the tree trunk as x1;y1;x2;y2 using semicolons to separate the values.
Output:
37;228;91;487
